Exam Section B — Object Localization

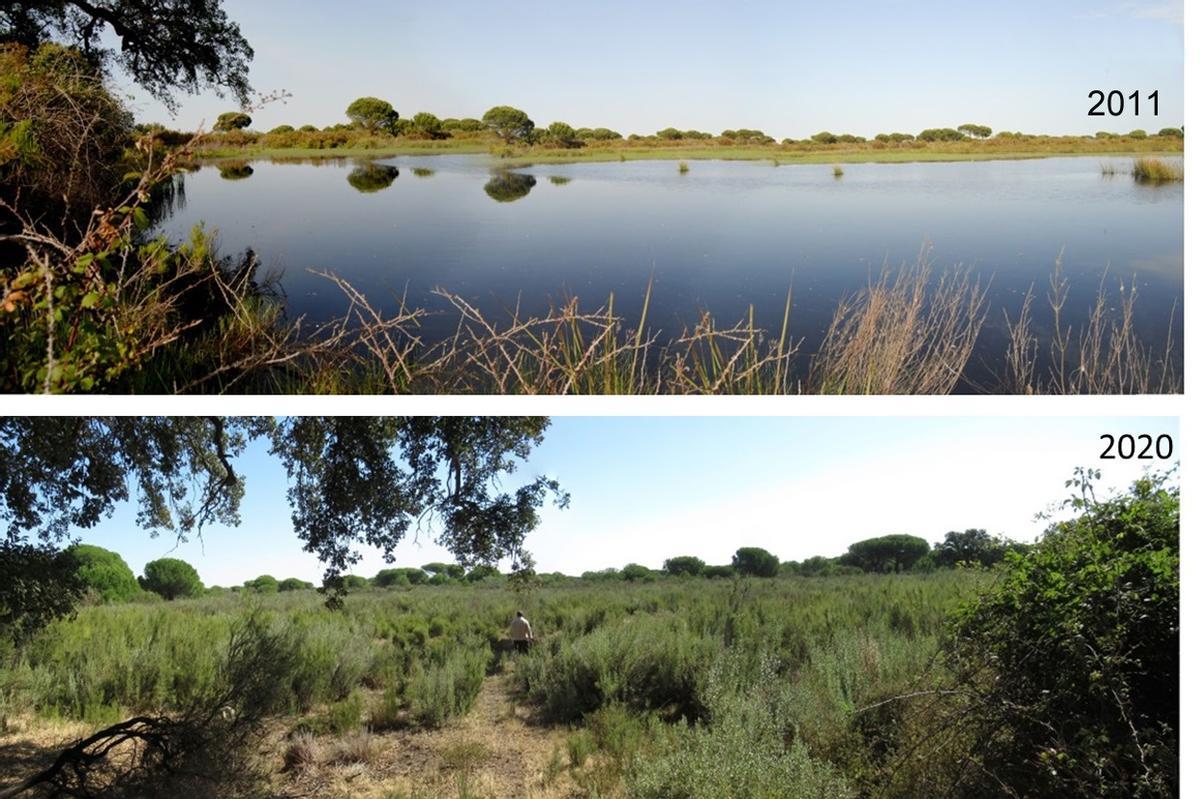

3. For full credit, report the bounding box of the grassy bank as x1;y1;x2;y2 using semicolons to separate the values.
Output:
192;136;1182;167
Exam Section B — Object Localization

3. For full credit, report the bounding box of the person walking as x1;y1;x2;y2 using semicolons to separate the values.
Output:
509;611;534;653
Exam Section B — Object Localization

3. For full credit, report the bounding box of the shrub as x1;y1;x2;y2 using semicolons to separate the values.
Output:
406;644;487;727
545;121;579;147
917;127;965;142
621;563;655;581
1128;128;1148;139
842;535;930;573
944;471;1179;798
702;565;735;579
68;544;140;602
374;568;410;588
1157;127;1183;138
244;574;279;593
732;547;779;577
656;127;684;140
325;691;364;735
811;131;838;144
214;111;251;131
267;124;294;134
139;557;203;600
482;105;535;143
466;565;500;582
628;652;852;798
663;556;706;577
278;577;313;591
409;111;444;139
515;614;716;722
345;96;398;131
1;43;132;211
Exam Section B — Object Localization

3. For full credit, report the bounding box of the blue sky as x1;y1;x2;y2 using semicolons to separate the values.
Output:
72;417;1179;587
118;0;1183;137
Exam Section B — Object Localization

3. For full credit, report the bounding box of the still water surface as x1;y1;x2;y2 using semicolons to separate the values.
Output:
158;155;1184;386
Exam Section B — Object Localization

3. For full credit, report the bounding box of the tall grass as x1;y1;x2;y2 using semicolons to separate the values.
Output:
1131;157;1183;182
1002;253;1179;394
807;255;986;394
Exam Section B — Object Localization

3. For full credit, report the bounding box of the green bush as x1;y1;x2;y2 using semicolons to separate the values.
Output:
732;547;779;577
345;96;398;131
245;574;279;593
409;111;444;139
663;556;705;576
406;643;487;727
69;544;140;602
139;557;203;600
515;614;716;722
278;577;313;591
214;111;251;131
945;471;1178;797
374;568;410;588
1157;127;1183;138
629;652;852;798
1129;128;1148;139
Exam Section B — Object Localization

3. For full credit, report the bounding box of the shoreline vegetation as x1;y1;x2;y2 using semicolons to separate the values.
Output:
190;138;1183;168
157;98;1184;167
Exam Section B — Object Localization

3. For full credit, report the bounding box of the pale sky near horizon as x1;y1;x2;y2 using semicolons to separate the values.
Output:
114;0;1183;137
69;417;1179;587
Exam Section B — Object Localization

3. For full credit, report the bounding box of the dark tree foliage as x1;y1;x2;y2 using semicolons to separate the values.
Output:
482;105;534;143
243;574;278;593
345;96;398;131
842;534;930;573
346;162;399;193
373;567;409;587
945;470;1178;797
663;555;706;576
68;543;139;602
732;546;779;577
0;416;565;624
620;562;654;582
0;541;81;645
0;0;254;110
483;172;536;203
932;528;1007;568
214;110;251;131
277;577;311;591
140;556;203;599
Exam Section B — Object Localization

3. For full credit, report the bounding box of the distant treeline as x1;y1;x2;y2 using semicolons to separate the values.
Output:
66;529;1024;605
149;97;1185;152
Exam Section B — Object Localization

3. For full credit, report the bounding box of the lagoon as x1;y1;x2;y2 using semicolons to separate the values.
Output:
157;155;1183;388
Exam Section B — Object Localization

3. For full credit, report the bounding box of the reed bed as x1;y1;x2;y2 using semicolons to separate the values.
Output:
1131;157;1183;182
118;255;1186;396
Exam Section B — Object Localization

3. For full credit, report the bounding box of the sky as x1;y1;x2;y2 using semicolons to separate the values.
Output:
116;0;1184;137
71;416;1180;587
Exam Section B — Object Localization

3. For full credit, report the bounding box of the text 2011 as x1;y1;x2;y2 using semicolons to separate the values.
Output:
1088;90;1158;116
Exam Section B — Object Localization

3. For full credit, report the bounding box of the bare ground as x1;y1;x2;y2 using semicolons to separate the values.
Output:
269;671;594;799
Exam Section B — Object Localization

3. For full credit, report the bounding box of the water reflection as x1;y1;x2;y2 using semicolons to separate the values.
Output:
347;163;400;193
218;162;254;180
549;175;572;186
411;167;435;178
484;172;536;202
